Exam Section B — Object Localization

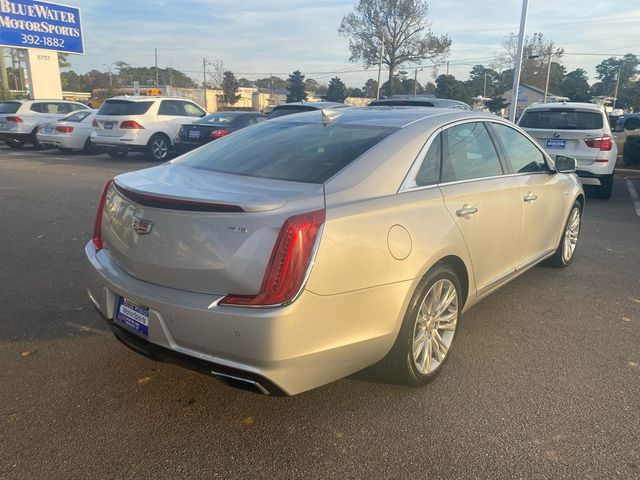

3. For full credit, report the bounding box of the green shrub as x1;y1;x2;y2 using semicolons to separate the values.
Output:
623;135;640;165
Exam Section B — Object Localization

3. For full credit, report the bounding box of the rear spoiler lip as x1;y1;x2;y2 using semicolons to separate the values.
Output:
113;181;246;213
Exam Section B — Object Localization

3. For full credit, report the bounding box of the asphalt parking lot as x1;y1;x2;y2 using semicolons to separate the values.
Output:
1;147;639;480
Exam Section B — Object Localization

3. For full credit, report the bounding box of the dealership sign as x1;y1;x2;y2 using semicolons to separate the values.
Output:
0;0;83;54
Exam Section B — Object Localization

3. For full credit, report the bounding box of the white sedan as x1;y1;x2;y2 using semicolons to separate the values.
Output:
37;110;97;153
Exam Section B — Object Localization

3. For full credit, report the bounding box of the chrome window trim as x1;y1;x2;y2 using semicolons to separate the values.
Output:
399;117;557;194
487;120;555;172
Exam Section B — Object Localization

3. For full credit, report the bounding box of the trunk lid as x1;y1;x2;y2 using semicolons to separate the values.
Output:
101;164;325;295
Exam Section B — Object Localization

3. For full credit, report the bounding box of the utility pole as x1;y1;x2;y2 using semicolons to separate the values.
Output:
483;73;487;97
509;0;529;122
154;48;159;86
414;68;418;97
612;62;622;110
203;58;207;112
376;35;385;100
446;61;449;76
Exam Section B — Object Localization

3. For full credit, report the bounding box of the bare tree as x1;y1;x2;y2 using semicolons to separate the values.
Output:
209;59;225;89
339;0;450;94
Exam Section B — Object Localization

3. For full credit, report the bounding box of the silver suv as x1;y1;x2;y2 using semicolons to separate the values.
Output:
0;99;89;149
518;102;617;199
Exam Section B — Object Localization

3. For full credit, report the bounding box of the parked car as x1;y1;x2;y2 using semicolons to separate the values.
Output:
615;112;640;131
37;110;97;153
518;102;616;199
0;99;90;149
266;101;348;119
174;111;266;155
91;96;207;160
369;96;473;110
85;107;583;396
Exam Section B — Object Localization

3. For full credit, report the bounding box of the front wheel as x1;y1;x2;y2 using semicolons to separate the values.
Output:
378;264;462;386
549;201;582;267
146;134;170;161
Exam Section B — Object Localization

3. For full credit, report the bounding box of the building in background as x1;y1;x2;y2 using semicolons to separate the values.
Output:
502;84;569;119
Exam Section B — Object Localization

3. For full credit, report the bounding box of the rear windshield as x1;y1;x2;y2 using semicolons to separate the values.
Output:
0;101;20;113
178;121;397;183
369;100;435;107
267;106;315;119
200;113;241;124
62;111;92;122
519;109;603;130
97;100;153;116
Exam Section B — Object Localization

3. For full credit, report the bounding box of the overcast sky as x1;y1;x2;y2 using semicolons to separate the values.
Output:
68;0;640;88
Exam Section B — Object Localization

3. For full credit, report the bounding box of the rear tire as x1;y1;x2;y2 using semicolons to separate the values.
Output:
377;264;462;387
30;129;45;150
549;201;582;267
625;118;640;131
82;138;96;154
107;148;128;158
5;138;25;149
146;134;171;161
594;174;613;199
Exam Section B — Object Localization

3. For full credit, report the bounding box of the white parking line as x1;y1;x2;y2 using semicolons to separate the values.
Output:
626;178;640;216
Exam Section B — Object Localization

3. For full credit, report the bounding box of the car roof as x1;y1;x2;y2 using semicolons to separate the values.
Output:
524;102;604;112
206;111;263;116
268;105;491;128
3;99;85;103
369;97;471;109
106;96;193;102
274;101;347;109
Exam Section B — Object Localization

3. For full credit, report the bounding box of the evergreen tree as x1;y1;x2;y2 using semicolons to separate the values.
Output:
287;70;307;102
221;71;240;106
325;77;347;102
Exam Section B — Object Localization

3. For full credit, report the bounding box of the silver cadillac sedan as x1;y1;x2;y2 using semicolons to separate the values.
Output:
85;107;584;396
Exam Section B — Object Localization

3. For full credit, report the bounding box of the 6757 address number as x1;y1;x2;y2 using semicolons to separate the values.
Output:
20;34;65;48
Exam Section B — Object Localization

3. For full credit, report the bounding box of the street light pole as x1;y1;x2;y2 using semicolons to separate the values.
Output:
509;0;529;122
543;50;553;102
612;63;622;110
376;35;385;100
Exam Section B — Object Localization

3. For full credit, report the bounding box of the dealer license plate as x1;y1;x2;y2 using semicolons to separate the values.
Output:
545;139;566;149
114;296;149;337
188;129;201;139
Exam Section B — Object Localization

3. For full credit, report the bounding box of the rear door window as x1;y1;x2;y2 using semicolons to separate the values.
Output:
0;101;21;113
158;100;183;116
519;109;603;130
179;121;397;183
31;103;64;113
442;122;503;183
98;100;154;116
182;102;205;117
413;134;441;187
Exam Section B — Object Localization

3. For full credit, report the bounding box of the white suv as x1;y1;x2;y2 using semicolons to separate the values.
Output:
518;102;617;199
0;99;89;149
91;96;207;160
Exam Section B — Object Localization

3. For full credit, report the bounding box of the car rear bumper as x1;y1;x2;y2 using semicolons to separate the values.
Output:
91;131;151;150
37;133;86;150
576;169;613;186
84;242;408;395
174;140;207;155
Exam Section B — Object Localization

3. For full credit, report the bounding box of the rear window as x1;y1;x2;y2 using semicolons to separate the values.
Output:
0;101;20;113
519;109;603;130
97;100;153;116
200;113;241;124
267;106;315;119
61;111;92;122
178;121;397;183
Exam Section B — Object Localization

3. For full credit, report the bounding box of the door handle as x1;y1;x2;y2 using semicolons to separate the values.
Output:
456;206;478;217
523;193;538;202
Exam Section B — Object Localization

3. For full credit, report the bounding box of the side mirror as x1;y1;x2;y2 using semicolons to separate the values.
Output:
555;155;577;173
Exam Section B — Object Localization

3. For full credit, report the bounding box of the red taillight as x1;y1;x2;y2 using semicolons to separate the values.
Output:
209;128;229;138
120;120;144;129
6;116;23;123
55;125;74;133
585;135;612;151
92;180;113;250
219;209;326;306
92;119;99;128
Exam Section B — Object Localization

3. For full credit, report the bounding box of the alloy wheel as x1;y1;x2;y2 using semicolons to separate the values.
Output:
412;278;458;375
151;138;168;160
562;207;581;263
